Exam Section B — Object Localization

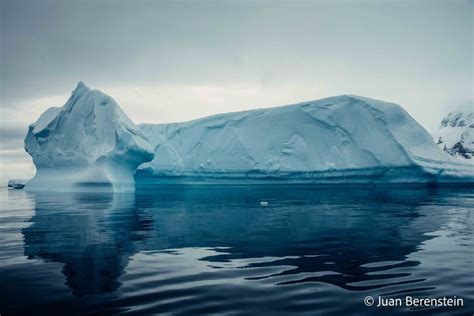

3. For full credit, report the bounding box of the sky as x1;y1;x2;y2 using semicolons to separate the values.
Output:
0;0;473;181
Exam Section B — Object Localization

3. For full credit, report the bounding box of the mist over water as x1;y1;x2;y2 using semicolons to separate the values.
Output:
0;186;473;315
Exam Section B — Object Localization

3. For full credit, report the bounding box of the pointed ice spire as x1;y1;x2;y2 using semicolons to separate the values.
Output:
72;81;90;97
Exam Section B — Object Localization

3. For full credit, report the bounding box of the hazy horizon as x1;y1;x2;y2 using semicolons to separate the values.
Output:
1;0;473;181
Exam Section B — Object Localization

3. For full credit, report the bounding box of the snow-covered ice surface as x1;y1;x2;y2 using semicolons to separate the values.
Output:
433;102;473;159
138;95;473;185
24;82;154;192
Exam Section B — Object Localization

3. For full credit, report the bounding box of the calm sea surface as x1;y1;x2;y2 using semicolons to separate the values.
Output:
0;186;473;315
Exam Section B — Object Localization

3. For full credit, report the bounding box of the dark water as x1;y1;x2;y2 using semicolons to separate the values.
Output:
0;186;473;315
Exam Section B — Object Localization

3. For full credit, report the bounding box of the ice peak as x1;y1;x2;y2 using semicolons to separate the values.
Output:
72;81;90;97
24;82;154;192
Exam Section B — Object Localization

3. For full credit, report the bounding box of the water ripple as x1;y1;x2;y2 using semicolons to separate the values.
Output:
0;186;473;315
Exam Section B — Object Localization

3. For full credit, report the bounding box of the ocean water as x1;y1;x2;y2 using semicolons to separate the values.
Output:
0;185;473;315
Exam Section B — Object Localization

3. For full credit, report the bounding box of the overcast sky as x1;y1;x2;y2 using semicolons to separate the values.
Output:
0;0;473;181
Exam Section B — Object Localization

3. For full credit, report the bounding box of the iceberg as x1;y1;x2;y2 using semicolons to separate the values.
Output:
23;83;473;190
24;82;154;192
137;95;473;184
7;179;27;189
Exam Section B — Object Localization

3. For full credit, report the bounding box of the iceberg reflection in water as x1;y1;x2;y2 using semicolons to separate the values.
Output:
0;185;472;315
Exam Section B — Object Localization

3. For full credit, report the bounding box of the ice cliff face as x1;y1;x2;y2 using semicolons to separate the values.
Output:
24;82;154;192
138;95;473;184
433;102;473;159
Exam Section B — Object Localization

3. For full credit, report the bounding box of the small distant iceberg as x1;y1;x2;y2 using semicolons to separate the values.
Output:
23;82;473;192
8;179;27;189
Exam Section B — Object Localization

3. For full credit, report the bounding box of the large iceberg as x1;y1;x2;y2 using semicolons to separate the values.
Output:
24;82;154;192
137;95;473;184
24;85;473;190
